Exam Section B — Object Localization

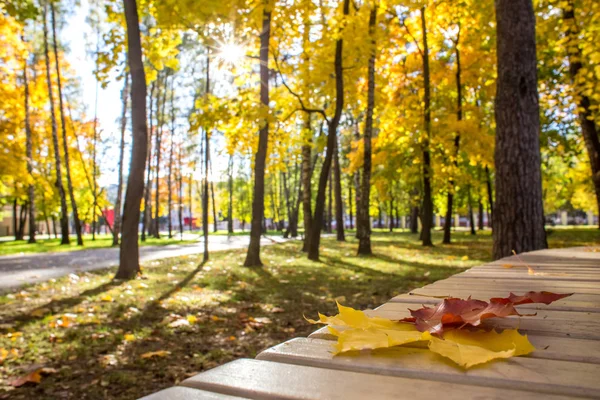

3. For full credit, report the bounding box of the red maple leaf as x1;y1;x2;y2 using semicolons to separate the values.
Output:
400;291;572;335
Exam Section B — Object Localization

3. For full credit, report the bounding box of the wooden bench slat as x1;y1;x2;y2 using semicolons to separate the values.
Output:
139;387;246;400
409;287;600;303
257;338;600;398
181;358;579;400
389;293;600;312
428;280;600;294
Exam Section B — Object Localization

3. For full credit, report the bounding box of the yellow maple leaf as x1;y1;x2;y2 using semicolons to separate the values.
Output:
101;295;113;302
428;329;535;368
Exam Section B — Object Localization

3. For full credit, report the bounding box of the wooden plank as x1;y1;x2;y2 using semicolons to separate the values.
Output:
181;358;579;400
306;329;600;364
138;387;246;400
369;304;600;340
409;287;600;304
428;279;600;294
456;271;600;282
441;276;600;289
389;293;600;312
257;338;600;398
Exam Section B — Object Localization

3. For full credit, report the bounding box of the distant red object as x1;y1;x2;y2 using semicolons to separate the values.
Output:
104;208;115;227
184;217;198;228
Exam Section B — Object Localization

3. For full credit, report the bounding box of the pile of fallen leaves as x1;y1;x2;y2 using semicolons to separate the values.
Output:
308;291;572;368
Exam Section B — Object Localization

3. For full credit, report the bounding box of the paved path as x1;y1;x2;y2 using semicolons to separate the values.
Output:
0;235;287;291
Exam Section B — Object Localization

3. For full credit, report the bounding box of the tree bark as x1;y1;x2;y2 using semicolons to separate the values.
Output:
333;139;345;241
43;2;70;245
443;25;462;244
116;0;148;279
244;7;271;267
410;206;419;234
357;5;376;255
467;186;476;235
154;74;167;238
167;82;175;239
478;198;484;230
327;167;332;233
301;116;312;251
307;0;349;261
228;155;234;234
420;6;433;247
202;54;210;263
177;140;184;239
563;1;600;228
348;177;354;230
357;6;377;254
51;3;83;246
113;70;129;246
493;0;547;259
142;82;155;241
485;165;494;227
23;38;36;244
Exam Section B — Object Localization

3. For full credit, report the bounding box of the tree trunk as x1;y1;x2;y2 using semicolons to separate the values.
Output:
563;1;600;228
116;0;148;280
468;186;476;235
420;6;433;247
228;155;234;234
42;2;69;245
301;117;312;251
202;55;210;263
177;142;184;239
141;82;155;241
113;71;129;246
493;0;547;259
357;5;376;255
478;198;484;230
52;216;58;239
389;195;394;232
154;74;167;239
443;25;462;244
410;206;419;234
23;39;36;244
485;165;494;227
188;173;193;232
51;3;83;246
333;139;345;241
327;167;333;233
348;177;354;230
167;83;175;239
307;0;349;261
244;7;271;267
13;199;19;241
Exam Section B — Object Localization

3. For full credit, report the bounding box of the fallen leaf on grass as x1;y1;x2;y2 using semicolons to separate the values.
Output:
9;367;57;387
124;334;135;341
168;319;190;328
141;350;171;359
100;295;113;302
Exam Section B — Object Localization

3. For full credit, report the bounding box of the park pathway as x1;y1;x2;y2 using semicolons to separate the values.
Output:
0;235;287;291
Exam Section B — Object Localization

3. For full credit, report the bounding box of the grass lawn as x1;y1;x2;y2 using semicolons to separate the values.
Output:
0;234;197;257
0;229;597;399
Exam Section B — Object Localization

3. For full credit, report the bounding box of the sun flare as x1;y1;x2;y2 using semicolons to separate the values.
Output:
218;42;245;65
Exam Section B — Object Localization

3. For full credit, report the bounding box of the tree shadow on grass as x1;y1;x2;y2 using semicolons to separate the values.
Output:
0;279;123;333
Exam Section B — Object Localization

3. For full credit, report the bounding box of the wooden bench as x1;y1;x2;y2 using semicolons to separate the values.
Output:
141;246;600;399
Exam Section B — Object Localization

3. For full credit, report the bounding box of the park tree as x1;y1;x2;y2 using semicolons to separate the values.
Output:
116;0;148;279
493;0;547;258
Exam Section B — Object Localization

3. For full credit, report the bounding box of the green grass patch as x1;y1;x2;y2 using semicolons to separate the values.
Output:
0;229;597;399
0;234;196;257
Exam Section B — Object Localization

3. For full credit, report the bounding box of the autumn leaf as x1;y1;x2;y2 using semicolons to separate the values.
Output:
141;350;171;359
428;329;535;368
9;367;57;387
401;291;573;335
101;295;114;302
